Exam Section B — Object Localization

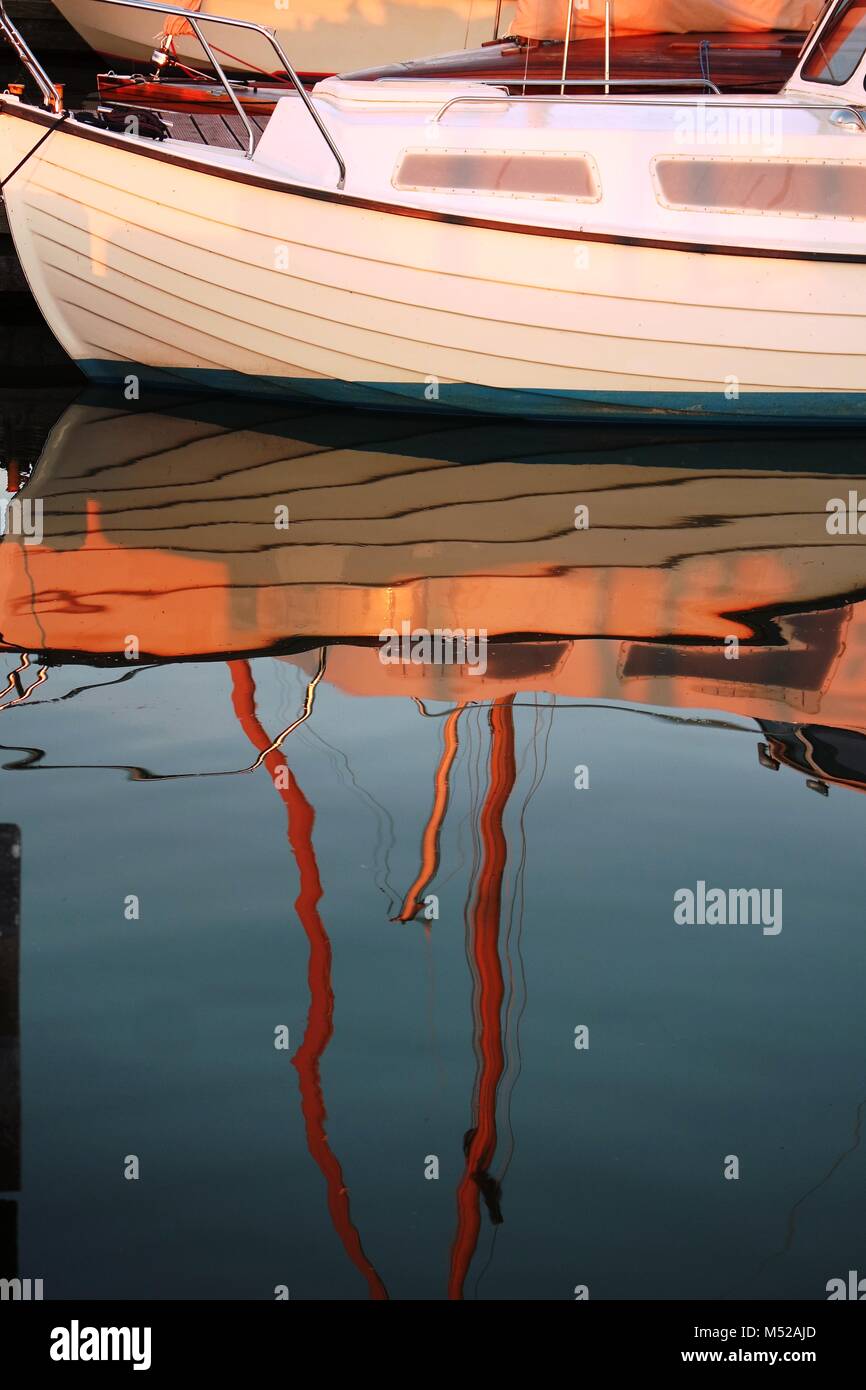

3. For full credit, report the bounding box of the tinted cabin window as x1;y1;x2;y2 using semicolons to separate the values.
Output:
393;150;600;200
801;0;866;84
655;157;866;219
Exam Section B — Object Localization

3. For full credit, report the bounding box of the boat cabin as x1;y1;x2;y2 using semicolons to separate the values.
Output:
785;0;866;105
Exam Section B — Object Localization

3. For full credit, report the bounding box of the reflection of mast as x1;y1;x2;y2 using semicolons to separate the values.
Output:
395;708;462;923
449;696;516;1300
228;659;388;1301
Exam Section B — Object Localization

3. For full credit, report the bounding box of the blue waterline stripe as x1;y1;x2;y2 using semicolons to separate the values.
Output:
78;360;866;423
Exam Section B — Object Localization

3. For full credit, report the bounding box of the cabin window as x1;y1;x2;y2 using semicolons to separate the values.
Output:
801;0;866;84
393;149;601;201
653;156;866;220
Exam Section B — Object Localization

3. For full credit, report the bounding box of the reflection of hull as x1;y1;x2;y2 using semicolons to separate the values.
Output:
302;619;866;737
759;719;866;795
3;400;866;733
51;0;496;75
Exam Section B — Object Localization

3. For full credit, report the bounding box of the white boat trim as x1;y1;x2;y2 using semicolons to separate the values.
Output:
5;98;866;265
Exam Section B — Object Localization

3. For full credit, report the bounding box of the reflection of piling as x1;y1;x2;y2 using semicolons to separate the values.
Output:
0;824;21;1277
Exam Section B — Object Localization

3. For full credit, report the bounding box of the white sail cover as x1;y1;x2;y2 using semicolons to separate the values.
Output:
162;0;202;38
509;0;825;40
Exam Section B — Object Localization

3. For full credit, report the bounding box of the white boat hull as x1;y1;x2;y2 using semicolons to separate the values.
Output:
50;0;497;74
2;98;866;420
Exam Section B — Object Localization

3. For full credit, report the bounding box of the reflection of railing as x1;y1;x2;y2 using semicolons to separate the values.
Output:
0;0;346;184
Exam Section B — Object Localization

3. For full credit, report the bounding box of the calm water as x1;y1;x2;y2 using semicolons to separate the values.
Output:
2;390;866;1300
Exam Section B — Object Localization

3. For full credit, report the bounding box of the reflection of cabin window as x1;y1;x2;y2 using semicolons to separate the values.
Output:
653;157;866;219
801;0;866;85
621;612;846;695
393;150;601;201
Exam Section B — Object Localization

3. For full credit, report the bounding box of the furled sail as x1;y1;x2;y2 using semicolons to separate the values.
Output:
509;0;826;40
162;0;203;39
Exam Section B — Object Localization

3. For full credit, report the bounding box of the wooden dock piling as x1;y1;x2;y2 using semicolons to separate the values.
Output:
0;825;21;1278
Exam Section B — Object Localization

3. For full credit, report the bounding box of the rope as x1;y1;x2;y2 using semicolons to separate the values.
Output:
699;39;712;87
207;41;291;83
0;110;68;191
171;59;217;82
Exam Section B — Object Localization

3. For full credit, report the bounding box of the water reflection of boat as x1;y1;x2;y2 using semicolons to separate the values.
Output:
3;396;866;734
4;394;865;1295
757;719;866;797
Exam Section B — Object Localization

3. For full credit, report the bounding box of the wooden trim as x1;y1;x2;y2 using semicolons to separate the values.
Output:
4;97;866;265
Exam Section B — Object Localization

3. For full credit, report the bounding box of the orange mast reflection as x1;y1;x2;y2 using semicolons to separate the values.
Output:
228;658;388;1301
449;695;516;1299
395;707;463;923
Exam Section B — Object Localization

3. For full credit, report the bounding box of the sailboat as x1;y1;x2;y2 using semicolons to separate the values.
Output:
352;0;824;94
0;0;863;419
51;0;498;78
93;0;822;122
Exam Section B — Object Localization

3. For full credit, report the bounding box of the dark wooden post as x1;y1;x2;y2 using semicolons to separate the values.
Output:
0;824;21;1277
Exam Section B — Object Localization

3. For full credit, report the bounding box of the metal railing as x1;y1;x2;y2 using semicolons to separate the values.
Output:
98;0;345;181
487;0;717;97
0;0;347;185
0;1;64;111
433;76;725;123
490;0;616;94
505;78;722;91
429;86;866;142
